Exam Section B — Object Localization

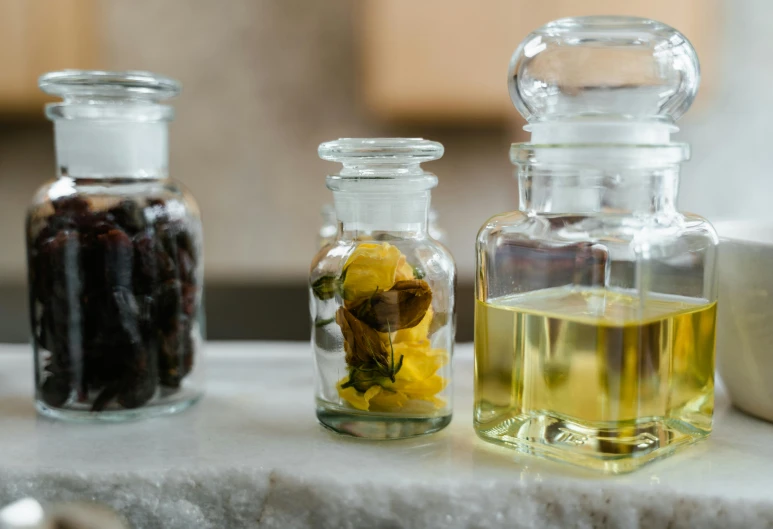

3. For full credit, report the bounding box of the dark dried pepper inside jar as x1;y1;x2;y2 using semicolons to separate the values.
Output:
29;196;201;412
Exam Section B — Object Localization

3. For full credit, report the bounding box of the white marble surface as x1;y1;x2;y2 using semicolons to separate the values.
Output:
0;342;772;529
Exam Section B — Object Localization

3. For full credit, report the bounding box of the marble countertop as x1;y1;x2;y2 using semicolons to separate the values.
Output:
0;342;771;529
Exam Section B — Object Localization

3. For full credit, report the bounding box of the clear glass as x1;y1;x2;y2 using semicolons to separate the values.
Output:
476;15;715;474
318;204;447;247
310;138;455;439
28;71;204;421
509;16;699;123
475;145;718;473
318;204;338;248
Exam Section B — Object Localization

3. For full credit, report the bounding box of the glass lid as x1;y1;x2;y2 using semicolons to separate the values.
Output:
39;70;181;122
508;16;700;125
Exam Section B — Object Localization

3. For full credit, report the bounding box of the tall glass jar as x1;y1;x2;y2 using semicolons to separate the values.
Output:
474;17;718;472
27;70;205;421
310;138;455;439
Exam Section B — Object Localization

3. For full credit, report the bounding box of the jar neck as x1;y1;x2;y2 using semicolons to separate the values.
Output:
518;164;681;216
334;191;431;239
53;119;169;179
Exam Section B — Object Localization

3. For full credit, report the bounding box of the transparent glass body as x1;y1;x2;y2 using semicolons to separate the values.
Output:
474;17;717;473
319;204;447;248
28;71;204;421
310;138;455;439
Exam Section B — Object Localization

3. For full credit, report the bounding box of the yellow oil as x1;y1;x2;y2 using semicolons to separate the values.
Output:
474;286;716;473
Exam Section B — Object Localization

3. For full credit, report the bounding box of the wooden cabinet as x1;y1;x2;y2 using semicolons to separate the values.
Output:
360;0;719;123
0;0;99;116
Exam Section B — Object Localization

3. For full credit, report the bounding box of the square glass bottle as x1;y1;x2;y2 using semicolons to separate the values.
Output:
474;17;718;472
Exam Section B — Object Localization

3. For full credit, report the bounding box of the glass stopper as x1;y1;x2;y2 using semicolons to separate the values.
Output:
508;16;700;125
39;70;181;122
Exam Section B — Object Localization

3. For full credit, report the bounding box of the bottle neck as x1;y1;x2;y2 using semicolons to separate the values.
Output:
518;164;681;216
334;190;430;239
54;120;169;179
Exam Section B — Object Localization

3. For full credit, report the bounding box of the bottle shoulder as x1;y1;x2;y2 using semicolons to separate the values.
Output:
681;212;719;245
26;177;202;241
29;177;199;214
31;177;193;201
476;211;539;245
476;210;719;247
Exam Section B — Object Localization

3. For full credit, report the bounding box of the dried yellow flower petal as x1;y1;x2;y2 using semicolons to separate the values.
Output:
341;243;402;302
335;307;389;368
394;306;434;343
369;388;409;411
338;384;382;411
395;256;415;282
390;341;447;382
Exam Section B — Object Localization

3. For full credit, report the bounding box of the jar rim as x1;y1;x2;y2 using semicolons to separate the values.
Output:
39;70;181;101
319;138;444;164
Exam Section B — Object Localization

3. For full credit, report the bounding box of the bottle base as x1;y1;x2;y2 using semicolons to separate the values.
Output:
475;412;709;474
36;391;203;423
317;405;451;440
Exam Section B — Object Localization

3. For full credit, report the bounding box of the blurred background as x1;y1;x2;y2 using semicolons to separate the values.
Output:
0;0;763;342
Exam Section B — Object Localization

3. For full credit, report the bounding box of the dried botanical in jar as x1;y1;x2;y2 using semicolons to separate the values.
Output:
29;196;200;412
29;70;205;421
324;243;448;412
310;139;455;439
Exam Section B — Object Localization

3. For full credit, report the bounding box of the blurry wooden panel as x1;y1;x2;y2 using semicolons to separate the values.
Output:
0;0;99;116
360;0;718;123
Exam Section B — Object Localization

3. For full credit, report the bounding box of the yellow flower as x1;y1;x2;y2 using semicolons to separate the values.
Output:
394;306;433;343
369;388;409;410
338;384;382;411
336;340;449;412
335;241;446;413
395;257;415;282
390;341;447;381
341;243;403;302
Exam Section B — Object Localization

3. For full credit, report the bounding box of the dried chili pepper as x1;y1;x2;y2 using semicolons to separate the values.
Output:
29;195;200;411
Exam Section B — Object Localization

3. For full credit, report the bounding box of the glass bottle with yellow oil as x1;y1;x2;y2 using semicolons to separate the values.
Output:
474;16;718;473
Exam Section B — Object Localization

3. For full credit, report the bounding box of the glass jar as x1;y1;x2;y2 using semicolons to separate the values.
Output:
474;17;718;472
310;138;455;439
28;70;205;421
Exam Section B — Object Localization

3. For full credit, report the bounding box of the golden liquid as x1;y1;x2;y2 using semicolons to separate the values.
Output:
474;286;716;473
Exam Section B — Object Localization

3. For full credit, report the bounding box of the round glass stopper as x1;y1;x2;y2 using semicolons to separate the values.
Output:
508;16;700;124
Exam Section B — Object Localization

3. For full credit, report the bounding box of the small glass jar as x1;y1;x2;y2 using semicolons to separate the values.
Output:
27;70;205;421
310;138;455;439
474;17;718;472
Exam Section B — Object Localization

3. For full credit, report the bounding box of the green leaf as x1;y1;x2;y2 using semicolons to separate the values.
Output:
411;264;426;280
314;316;335;327
311;275;339;300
